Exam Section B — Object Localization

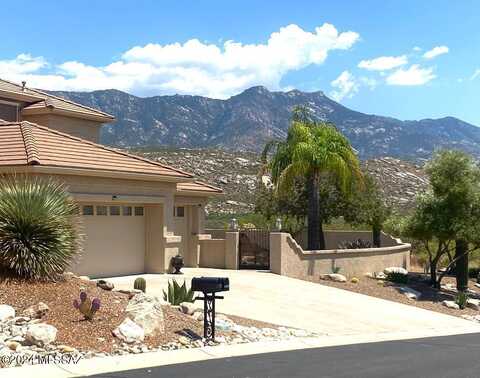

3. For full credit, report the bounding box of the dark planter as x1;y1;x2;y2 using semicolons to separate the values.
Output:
171;254;184;274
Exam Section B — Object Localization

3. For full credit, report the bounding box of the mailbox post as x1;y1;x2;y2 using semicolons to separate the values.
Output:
191;277;229;341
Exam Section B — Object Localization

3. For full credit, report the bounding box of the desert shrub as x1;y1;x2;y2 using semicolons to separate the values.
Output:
332;266;341;274
386;271;409;284
455;291;469;309
0;176;82;280
163;279;194;305
338;239;373;249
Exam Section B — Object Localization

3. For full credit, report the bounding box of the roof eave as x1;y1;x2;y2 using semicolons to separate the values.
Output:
0;89;44;103
0;165;193;183
176;189;224;197
21;107;115;123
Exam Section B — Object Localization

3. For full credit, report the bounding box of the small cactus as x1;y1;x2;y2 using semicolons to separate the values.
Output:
134;277;146;293
73;291;100;320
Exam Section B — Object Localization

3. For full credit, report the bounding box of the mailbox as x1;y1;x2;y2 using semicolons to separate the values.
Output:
191;277;229;293
191;277;230;341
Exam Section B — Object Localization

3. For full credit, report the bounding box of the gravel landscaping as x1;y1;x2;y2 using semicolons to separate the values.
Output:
316;270;480;319
0;273;316;368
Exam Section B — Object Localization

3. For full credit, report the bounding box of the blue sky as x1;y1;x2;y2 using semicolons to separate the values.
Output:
2;1;479;125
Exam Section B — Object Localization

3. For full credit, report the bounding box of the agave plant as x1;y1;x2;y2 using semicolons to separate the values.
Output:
163;279;194;305
0;176;82;280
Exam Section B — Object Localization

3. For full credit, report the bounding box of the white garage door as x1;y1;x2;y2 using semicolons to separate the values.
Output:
74;204;146;278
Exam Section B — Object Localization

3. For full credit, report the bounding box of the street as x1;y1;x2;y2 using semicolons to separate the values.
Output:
88;332;480;378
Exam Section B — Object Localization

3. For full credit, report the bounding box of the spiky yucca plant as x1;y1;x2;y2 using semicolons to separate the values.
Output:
0;176;82;280
163;279;194;305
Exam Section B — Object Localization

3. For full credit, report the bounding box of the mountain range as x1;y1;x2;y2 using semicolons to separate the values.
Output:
51;86;480;160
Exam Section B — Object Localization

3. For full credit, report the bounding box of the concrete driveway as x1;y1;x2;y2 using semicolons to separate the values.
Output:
106;268;480;341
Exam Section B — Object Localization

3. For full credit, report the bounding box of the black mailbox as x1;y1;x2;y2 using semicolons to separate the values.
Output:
191;277;229;293
191;277;230;341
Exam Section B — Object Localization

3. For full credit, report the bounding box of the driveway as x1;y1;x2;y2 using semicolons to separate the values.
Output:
106;268;480;340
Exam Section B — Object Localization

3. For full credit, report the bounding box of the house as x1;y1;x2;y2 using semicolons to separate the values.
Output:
0;78;222;277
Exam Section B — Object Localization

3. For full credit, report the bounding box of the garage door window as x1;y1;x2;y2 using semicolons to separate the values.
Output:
134;207;144;216
96;206;107;216
122;206;132;216
110;206;121;216
82;205;94;216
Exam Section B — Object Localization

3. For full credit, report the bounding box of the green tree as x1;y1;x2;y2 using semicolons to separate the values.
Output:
262;107;362;250
343;172;391;247
403;150;480;289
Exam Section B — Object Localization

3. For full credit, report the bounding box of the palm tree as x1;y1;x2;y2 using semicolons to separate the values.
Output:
263;107;362;250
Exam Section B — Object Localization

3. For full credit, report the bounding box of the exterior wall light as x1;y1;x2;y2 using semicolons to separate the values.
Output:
275;217;282;232
229;218;239;231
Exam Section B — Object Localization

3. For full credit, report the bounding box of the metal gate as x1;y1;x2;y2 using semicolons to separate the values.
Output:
239;229;270;270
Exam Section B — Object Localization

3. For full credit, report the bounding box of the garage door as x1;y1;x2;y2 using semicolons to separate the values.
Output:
74;204;146;278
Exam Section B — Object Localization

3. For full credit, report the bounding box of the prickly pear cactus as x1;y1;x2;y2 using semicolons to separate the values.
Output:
73;291;101;320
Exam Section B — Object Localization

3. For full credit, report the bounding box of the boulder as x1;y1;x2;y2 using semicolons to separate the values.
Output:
467;298;480;311
319;273;347;282
0;305;15;322
384;267;408;275
397;287;421;300
25;324;57;346
78;276;90;282
442;300;460;310
192;312;204;322
96;279;114;291
113;318;145;344
22;302;49;319
179;302;200;315
126;293;165;335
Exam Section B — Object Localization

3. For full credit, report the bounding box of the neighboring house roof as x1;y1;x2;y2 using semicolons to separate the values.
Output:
0;120;193;180
177;181;223;195
0;78;114;122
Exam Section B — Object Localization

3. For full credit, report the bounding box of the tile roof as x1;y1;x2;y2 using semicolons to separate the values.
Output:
0;120;193;179
177;181;223;194
0;78;114;121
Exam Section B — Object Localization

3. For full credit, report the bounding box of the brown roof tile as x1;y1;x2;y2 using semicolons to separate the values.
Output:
0;121;193;179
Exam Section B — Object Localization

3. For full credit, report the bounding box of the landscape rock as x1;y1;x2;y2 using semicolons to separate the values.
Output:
78;276;90;282
25;324;57;346
384;267;408;275
442;300;460;310
0;305;15;321
467;298;480;311
375;272;387;280
22;302;49;319
96;279;114;291
179;302;199;315
397;287;421;300
113;318;145;344
319;273;347;282
126;293;165;335
192;312;204;321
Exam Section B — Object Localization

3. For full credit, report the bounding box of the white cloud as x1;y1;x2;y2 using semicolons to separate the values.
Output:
386;64;436;86
0;23;359;98
470;69;480;80
0;54;47;75
330;71;359;101
413;46;422;52
423;46;449;59
358;55;408;71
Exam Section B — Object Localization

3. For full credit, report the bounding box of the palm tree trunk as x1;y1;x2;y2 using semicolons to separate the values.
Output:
307;171;324;250
455;239;469;292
